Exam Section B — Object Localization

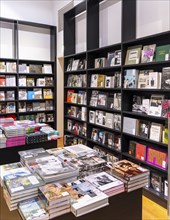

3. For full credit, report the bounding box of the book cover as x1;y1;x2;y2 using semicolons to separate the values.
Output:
18;64;27;73
136;120;150;138
114;50;121;66
78;59;86;70
0;61;6;72
125;45;142;65
36;78;45;87
105;113;113;129
27;91;35;100
19;76;26;87
149;123;162;142
148;72;160;89
43;89;53;99
155;44;170;62
29;64;42;74
89;111;96;124
26;78;35;87
107;52;115;67
45;77;53;86
137;70;152;89
66;58;74;71
97;92;108;107
19;90;27;100
135;143;146;161
161;67;170;89
128;141;137;157
43;64;52;74
34;88;42;99
6;91;15;100
91;128;99;142
146;147;167;170
6;102;16;113
0;75;6;86
0;91;5;101
71;59;79;71
6;62;17;73
149;94;164;117
141;44;156;63
95;57;106;68
67;90;74;103
123;117;137;135
150;172;162;193
19;102;26;112
91;74;98;87
124;69;138;88
97;75;105;88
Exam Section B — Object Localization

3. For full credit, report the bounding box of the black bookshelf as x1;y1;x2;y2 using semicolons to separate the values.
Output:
63;0;169;206
0;18;57;164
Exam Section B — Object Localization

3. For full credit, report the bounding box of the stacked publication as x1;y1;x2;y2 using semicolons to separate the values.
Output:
109;159;150;192
0;132;6;148
1;125;26;147
85;171;124;196
25;155;79;183
66;178;109;217
3;173;44;211
38;182;71;219
18;197;49;220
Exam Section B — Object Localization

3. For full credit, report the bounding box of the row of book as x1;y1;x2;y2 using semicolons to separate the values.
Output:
0;102;16;114
89;110;121;131
123;117;168;144
64;134;87;146
124;67;170;89
66;90;86;105
125;44;170;65
18;100;53;112
91;128;121;152
132;94;170;117
67;106;87;121
0;75;16;86
0;91;15;101
0;62;53;74
66;58;87;71
90;73;121;88
128;140;167;170
90;91;121;110
67;119;87;137
19;88;53;100
19;76;53;87
67;74;87;87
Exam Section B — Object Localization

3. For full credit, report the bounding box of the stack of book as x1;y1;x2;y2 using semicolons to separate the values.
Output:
38;182;71;219
26;131;48;144
85;171;124;197
2;125;26;147
109;159;150;192
25;155;79;183
3;173;44;211
66;178;109;217
18;197;49;220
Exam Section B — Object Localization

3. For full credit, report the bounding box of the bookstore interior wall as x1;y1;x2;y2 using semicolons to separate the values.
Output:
63;0;170;208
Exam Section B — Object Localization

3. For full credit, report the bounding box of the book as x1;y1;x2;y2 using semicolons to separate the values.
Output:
37;78;45;86
6;102;16;113
125;45;142;65
43;89;53;99
91;74;98;87
43;64;52;74
124;69;138;88
89;111;96;124
77;59;87;70
45;100;53;110
6;91;15;100
95;57;106;68
26;78;35;87
107;52;115;67
6;62;17;73
149;123;162;142
97;75;105;88
150;172;162;193
155;44;170;62
19;90;27;100
97;92;108;107
146;147;167;170
123;117;137;135
137;70;152;89
135;143;146;161
105;113;113;129
148;71;161;89
19;102;26;112
0;91;5;101
149;94;164;117
18;197;49;220
45;77;53;86
34;88;42;99
141;44;156;63
19;76;26;87
67;90;74;103
71;93;77;103
128;141;137;157
110;159;149;181
66;58;74;71
71;59;79;71
0;75;6;86
0;61;6;72
136;120;150;138
6;75;16;86
18;64;27;73
161;67;170;89
114;50;121;66
27;91;35;100
29;64;42;74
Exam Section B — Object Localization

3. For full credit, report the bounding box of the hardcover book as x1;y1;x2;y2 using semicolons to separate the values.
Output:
123;117;137;135
155;44;170;62
150;172;162;193
43;64;52;74
29;64;42;74
6;91;15;100
149;94;164;117
136;120;150;138
0;61;6;72
71;59;79;71
125;45;142;65
26;78;35;87
137;70;152;89
124;69;138;88
149;123;162;142
135;143;146;161
161;67;170;89
89;111;96;124
141;44;156;63
19;76;26;87
95;57;106;68
107;52;115;67
128;141;137;157
6;62;17;73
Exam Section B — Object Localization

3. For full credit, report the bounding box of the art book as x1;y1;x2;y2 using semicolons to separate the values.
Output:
125;45;142;65
141;44;156;63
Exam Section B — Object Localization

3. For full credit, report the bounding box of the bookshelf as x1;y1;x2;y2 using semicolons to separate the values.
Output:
64;0;170;207
0;18;57;164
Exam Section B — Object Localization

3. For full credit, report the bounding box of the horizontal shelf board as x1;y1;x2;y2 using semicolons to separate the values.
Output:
0;113;17;116
64;51;86;59
87;87;121;91
64;87;87;90
87;138;121;154
0;87;17;90
18;73;54;76
0;72;17;75
122;60;170;68
64;102;87;107
18;99;53;102
87;122;121;133
19;86;54;89
143;187;167;202
64;129;87;140
18;110;54;114
87;43;121;53
0;100;17;102
65;115;86;123
0;58;17;61
123;30;170;45
123;132;168;148
88;105;121;113
88;66;121;72
122;111;167;121
122;88;170;93
122;152;167;174
65;70;86;74
18;59;54;64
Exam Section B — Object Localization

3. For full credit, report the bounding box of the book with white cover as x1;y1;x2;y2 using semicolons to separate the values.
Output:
85;171;124;192
65;144;95;157
18;197;49;220
68;179;109;217
123;117;137;135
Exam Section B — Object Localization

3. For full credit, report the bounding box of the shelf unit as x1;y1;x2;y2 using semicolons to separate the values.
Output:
0;18;57;164
0;17;57;128
63;0;170;207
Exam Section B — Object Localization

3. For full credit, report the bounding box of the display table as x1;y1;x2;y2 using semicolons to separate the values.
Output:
0;186;142;220
0;140;57;165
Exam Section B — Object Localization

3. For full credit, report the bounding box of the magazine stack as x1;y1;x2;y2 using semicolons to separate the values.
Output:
38;182;71;219
18;197;49;220
108;159;150;192
3;173;44;211
85;171;124;196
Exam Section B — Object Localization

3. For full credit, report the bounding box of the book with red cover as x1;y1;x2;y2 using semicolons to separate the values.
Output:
146;147;167;170
67;90;74;103
135;143;146;161
0;75;6;86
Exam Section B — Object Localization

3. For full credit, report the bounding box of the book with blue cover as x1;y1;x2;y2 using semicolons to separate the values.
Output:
124;69;139;88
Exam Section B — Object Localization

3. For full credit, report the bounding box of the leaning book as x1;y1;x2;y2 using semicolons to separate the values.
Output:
18;197;49;220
